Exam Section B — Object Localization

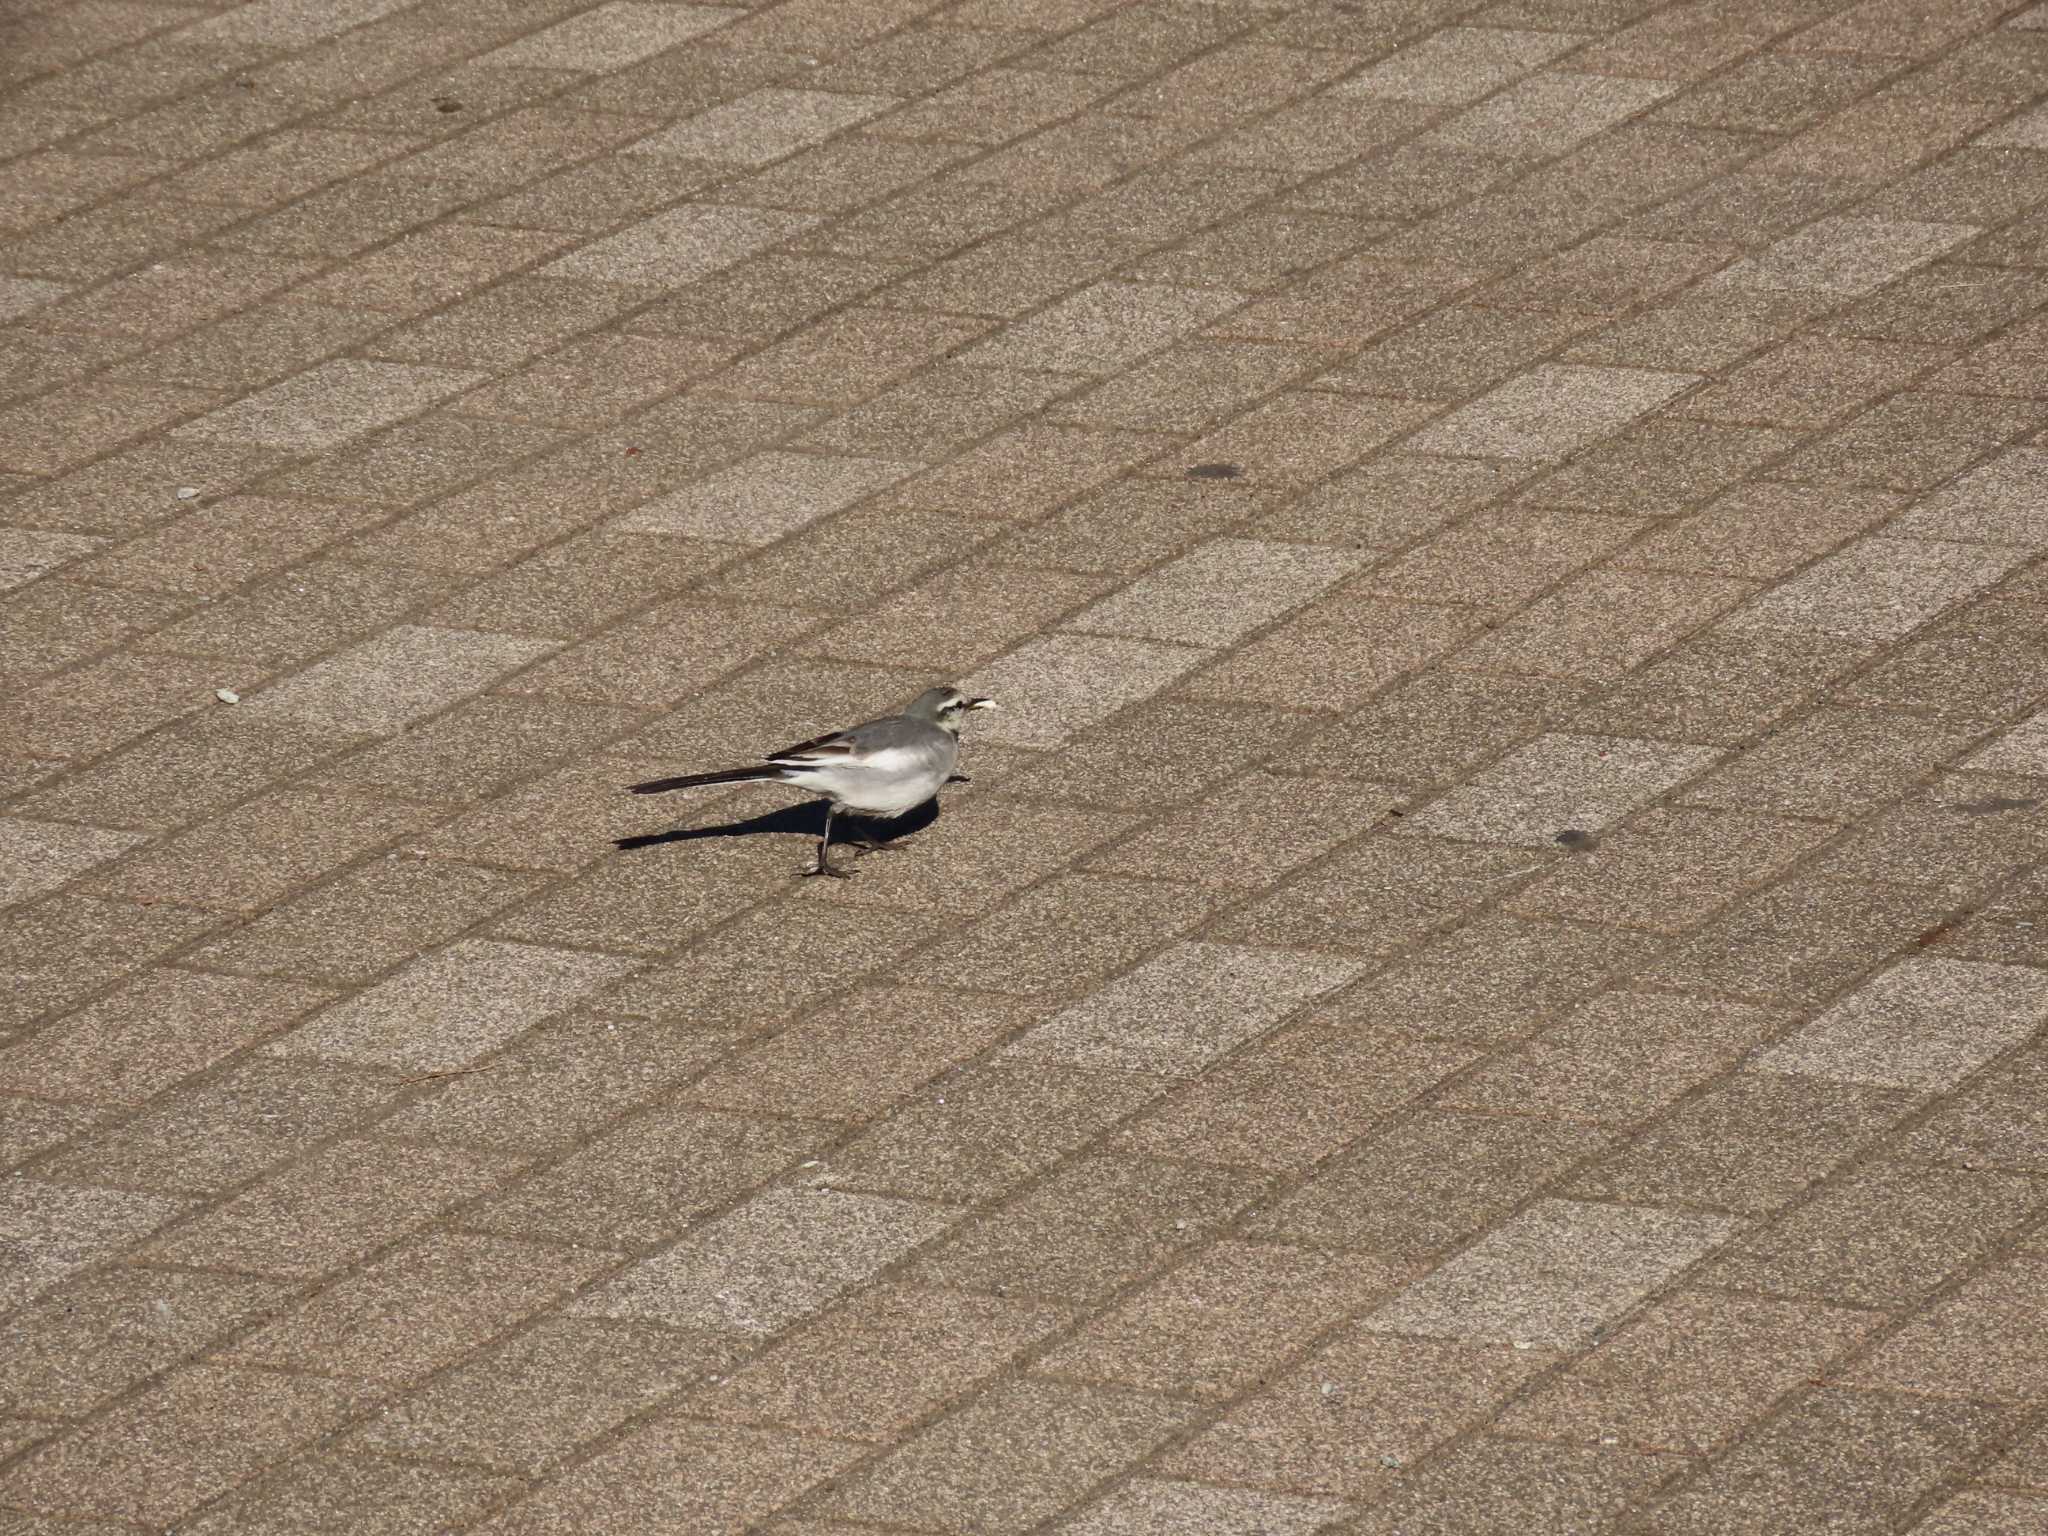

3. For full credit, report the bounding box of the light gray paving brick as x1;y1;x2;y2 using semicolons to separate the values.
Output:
1070;538;1363;647
961;633;1209;748
1713;217;1980;297
1408;733;1723;847
0;817;146;908
480;2;741;70
1001;943;1365;1077
1755;958;2048;1091
1338;28;1586;106
542;205;819;287
1723;537;2028;642
271;939;636;1072
1407;365;1699;460
617;450;917;543
248;624;557;734
174;360;486;451
1365;1199;1739;1347
632;89;900;165
572;1185;956;1333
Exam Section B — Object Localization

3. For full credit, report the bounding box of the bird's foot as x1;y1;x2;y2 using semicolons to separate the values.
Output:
800;861;854;879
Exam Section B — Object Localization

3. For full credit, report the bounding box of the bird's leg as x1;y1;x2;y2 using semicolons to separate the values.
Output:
804;801;852;879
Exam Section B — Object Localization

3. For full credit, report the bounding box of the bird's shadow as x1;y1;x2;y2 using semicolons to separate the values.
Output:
614;794;941;854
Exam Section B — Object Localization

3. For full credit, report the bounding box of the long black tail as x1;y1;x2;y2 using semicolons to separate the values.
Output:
628;766;789;795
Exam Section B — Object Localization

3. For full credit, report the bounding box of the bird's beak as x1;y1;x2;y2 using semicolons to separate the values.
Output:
965;697;996;711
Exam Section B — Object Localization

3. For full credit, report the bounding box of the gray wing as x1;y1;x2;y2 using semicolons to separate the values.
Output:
766;713;946;766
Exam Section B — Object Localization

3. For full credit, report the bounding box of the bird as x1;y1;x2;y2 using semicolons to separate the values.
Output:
626;685;996;878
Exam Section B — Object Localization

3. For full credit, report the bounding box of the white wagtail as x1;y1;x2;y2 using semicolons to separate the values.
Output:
628;685;995;877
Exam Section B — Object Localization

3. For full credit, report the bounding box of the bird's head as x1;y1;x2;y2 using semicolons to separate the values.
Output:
907;685;996;733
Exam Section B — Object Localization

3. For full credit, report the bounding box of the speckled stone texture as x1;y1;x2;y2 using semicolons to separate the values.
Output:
5;0;2048;1531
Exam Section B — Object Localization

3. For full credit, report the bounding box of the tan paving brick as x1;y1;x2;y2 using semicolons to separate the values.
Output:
1059;1480;1351;1535
140;1138;521;1278
1409;732;1722;847
351;1318;744;1474
0;817;145;909
0;1264;286;1419
814;1377;1195;1533
1162;1331;1555;1499
225;1232;617;1383
1499;1289;1880;1455
0;966;330;1102
1637;1390;2014;1536
477;1417;862;1535
696;1284;1069;1440
0;1365;370;1527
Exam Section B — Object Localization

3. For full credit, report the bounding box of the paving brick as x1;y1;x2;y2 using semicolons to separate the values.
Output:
0;817;144;909
1348;1438;1670;1536
1725;536;2030;642
1499;1289;1879;1454
1039;1239;1404;1401
173;360;484;452
999;942;1364;1078
352;1318;744;1474
1447;990;1789;1125
1504;808;1839;934
140;1139;520;1278
616;449;916;544
1252;1110;1615;1259
959;632;1207;748
1338;27;1586;105
688;987;1032;1121
1680;707;1980;820
225;1232;616;1383
1072;537;1362;647
271;939;636;1073
696;1284;1069;1440
1453;567;1757;679
181;1456;519;1536
813;1378;1196;1534
573;1185;956;1334
477;1417;861;1536
1058;1479;1352;1535
1638;1390;2015;1536
0;1178;187;1315
1702;1162;2048;1307
542;204;818;287
634;88;898;164
908;1153;1268;1304
1430;72;1677;157
1365;1198;1738;1347
827;1062;1170;1204
1409;733;1722;848
0;967;329;1103
0;1366;369;1527
1161;1331;1554;1499
1756;958;2048;1090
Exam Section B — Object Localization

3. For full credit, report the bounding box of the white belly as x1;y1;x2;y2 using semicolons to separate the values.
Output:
780;745;950;816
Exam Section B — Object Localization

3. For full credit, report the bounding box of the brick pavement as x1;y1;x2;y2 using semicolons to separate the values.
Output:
4;0;2048;1529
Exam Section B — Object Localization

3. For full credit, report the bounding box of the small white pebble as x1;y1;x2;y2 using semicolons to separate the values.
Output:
214;688;239;704
175;486;199;500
